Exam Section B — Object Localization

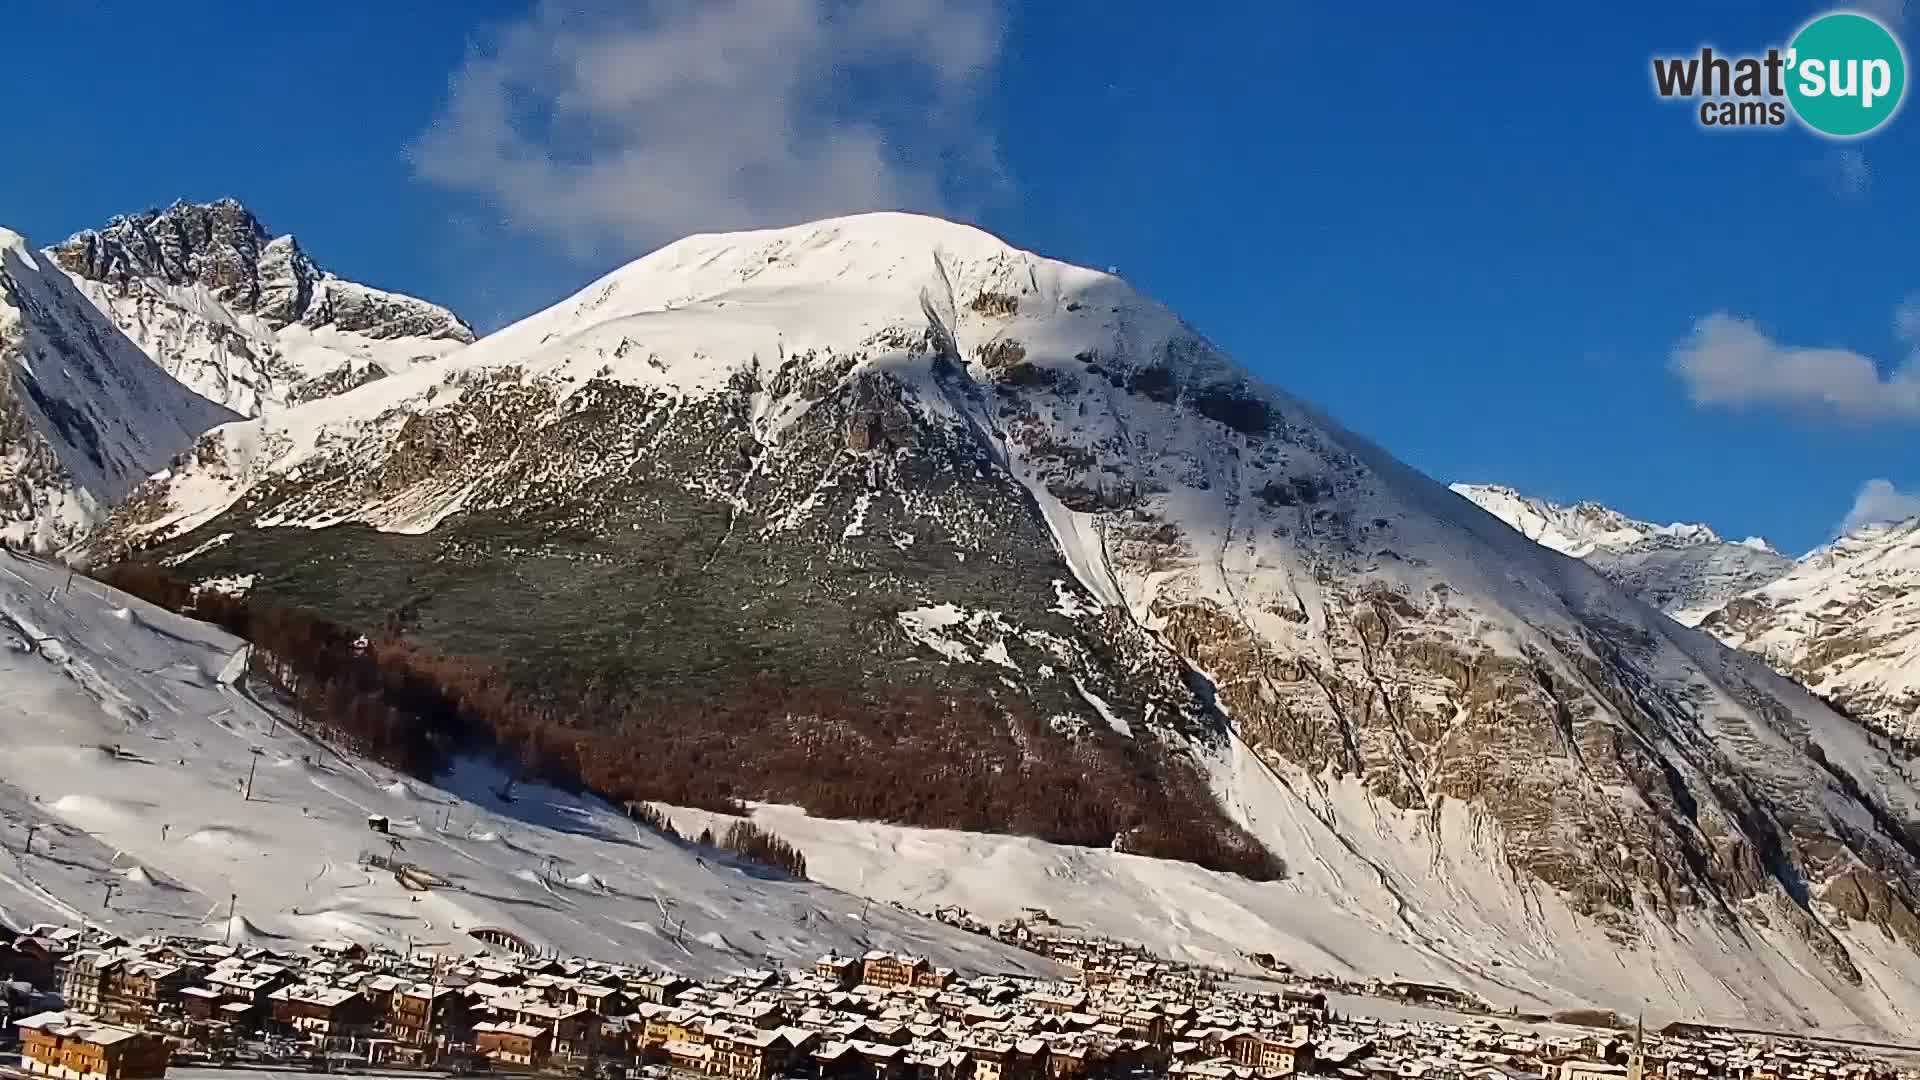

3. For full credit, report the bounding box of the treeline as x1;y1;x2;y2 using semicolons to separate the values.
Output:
627;802;678;835
627;805;808;880
712;821;808;880
99;564;1280;882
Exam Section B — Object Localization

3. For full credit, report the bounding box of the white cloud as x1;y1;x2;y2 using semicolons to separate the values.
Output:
1842;478;1920;531
1669;308;1920;425
410;0;1006;259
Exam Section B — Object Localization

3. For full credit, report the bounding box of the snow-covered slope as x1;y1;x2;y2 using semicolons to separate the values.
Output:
0;548;1046;975
1451;484;1793;625
665;775;1920;1038
1702;518;1920;742
1449;483;1759;559
51;200;472;416
94;212;1920;1034
1453;484;1916;742
1;226;237;551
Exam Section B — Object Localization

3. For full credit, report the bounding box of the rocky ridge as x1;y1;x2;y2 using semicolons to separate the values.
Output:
1451;483;1795;625
51;199;473;416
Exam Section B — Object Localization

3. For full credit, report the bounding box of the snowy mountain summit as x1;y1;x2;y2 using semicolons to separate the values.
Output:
1452;483;1793;624
1;225;235;550
51;199;473;416
93;212;1920;1032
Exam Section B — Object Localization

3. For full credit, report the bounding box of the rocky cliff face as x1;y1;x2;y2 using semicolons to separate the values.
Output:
50;200;474;416
91;213;1920;1030
0;225;236;550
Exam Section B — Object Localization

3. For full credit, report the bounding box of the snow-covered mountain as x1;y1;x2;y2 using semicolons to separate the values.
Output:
50;199;473;416
1451;483;1794;625
1702;518;1920;743
1454;484;1917;744
1;225;237;551
0;547;1045;975
89;212;1920;1033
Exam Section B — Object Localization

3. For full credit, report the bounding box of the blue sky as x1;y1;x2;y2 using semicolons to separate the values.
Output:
3;1;1916;555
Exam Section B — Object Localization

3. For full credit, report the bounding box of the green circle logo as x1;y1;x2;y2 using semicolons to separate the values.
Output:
1787;12;1906;137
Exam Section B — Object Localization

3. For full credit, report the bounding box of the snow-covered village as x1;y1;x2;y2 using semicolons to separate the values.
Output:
3;915;1914;1080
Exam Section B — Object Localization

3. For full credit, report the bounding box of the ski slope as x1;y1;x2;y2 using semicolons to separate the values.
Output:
0;549;1046;977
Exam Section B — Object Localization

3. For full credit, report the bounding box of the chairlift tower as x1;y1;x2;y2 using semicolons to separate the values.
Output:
243;745;264;800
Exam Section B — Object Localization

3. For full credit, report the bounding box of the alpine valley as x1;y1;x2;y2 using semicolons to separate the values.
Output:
7;204;1920;1036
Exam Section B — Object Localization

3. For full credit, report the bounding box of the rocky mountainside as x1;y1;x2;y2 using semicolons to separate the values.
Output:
1;225;236;550
1452;483;1794;625
1702;519;1920;744
51;199;473;416
1455;483;1917;746
90;213;1920;1031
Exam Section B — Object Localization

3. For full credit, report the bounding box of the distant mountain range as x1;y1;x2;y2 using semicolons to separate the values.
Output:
1450;483;1794;626
1701;519;1920;743
1455;483;1920;744
5;200;1920;1033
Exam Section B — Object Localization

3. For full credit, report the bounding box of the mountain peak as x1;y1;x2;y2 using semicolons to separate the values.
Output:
1844;515;1920;543
53;199;471;343
613;210;1098;316
109;196;271;234
428;208;1224;417
676;209;1012;251
1705;513;1920;742
46;198;475;416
